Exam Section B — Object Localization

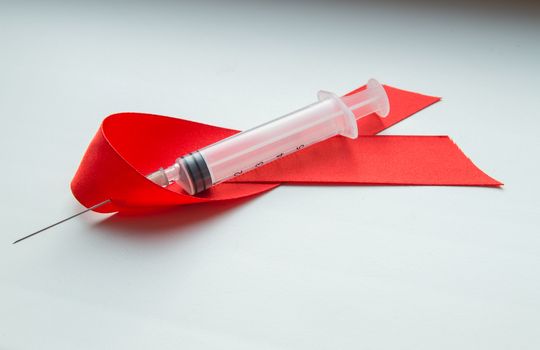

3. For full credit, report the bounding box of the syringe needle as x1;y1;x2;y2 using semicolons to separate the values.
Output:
12;199;111;244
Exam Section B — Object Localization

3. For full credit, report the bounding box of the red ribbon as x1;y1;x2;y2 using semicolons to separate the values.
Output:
71;84;501;213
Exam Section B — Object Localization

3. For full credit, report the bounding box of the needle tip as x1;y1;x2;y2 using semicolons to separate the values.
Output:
12;199;111;245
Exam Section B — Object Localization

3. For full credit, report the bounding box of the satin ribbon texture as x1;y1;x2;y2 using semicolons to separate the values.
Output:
71;84;501;213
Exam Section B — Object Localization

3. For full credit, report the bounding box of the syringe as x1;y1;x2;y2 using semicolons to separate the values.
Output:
13;78;389;244
147;78;389;195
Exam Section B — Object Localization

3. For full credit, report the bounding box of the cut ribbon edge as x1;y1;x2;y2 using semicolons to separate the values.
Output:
70;84;500;213
231;135;502;187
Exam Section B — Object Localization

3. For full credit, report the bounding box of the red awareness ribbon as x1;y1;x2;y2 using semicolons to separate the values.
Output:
71;84;501;213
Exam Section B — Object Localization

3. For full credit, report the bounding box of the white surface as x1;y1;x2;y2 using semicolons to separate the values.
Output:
1;1;539;349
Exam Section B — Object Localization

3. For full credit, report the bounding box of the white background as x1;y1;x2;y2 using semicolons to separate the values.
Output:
1;1;539;349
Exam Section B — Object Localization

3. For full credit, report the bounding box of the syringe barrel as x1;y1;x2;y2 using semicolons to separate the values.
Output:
148;79;389;195
202;93;357;183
